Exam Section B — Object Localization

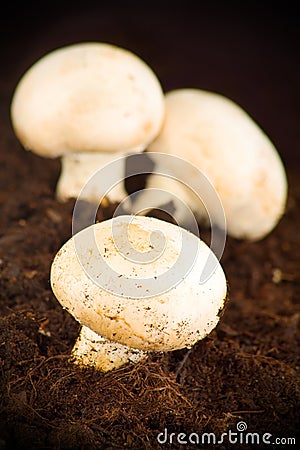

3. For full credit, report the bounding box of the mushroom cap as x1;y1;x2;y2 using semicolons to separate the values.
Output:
11;42;165;158
50;215;227;352
147;89;288;240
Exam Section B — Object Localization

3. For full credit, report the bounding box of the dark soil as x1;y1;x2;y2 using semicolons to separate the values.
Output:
0;2;299;449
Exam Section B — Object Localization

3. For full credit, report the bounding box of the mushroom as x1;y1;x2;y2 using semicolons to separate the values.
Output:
10;42;165;203
50;215;227;371
132;89;287;241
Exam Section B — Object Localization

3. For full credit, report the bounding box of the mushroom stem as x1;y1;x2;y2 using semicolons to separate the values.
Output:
56;149;143;204
71;325;147;372
131;174;208;226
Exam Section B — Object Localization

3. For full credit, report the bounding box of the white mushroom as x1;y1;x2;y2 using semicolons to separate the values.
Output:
10;42;165;203
135;89;287;241
50;215;227;371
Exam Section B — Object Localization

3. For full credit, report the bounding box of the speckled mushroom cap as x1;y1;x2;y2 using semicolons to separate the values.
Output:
11;42;165;158
50;215;227;352
147;89;288;241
